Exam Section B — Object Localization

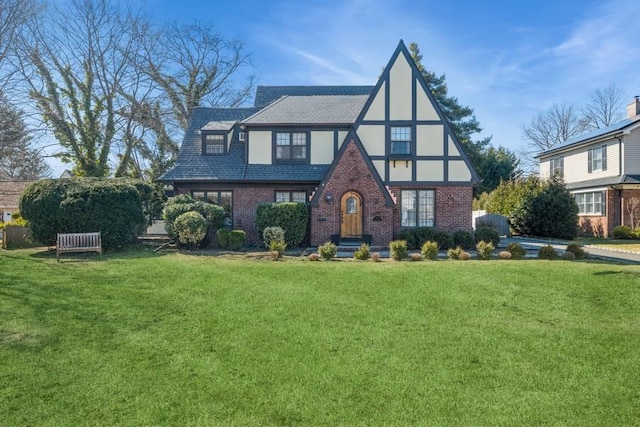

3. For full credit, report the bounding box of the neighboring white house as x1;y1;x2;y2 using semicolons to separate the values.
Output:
537;98;640;236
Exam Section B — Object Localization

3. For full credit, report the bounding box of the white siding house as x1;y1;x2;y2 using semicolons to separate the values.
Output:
537;98;640;236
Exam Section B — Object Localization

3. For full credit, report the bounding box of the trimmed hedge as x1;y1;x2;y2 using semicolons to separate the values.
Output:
255;202;308;247
20;178;150;249
174;211;207;248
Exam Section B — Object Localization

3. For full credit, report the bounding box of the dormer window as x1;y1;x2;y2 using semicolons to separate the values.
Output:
203;133;226;155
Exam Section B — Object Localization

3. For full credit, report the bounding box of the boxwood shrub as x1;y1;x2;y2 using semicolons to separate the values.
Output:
174;211;207;248
453;230;475;250
397;227;436;250
163;194;226;247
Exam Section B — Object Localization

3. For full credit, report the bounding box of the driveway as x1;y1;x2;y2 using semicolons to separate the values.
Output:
504;236;640;264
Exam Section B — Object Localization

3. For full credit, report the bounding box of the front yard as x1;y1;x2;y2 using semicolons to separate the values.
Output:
1;248;639;425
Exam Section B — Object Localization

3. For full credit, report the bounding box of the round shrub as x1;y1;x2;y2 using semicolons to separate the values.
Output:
537;245;558;260
562;251;576;260
447;246;463;260
565;243;587;259
453;230;475;250
433;230;454;250
163;194;226;247
389;240;408;261
318;241;337;260
398;227;435;250
263;226;286;248
354;243;370;261
506;242;526;260
228;230;246;251
371;252;381;262
269;240;287;259
421;240;439;260
474;225;500;246
174;211;207;248
216;229;231;248
612;225;635;239
308;253;320;261
498;251;512;260
459;251;471;260
476;240;495;260
410;253;423;261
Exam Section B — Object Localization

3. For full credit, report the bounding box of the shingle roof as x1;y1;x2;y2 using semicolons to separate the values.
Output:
158;106;330;182
243;95;369;125
537;116;640;157
158;107;258;182
0;180;36;209
254;85;374;108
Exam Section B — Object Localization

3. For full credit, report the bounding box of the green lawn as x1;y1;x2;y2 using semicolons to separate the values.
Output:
1;248;640;426
576;237;640;252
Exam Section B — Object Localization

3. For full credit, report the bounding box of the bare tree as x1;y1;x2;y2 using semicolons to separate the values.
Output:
624;197;640;229
140;22;256;129
13;0;144;177
0;0;37;65
582;83;625;130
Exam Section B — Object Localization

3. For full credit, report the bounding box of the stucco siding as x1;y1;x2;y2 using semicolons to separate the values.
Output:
310;131;334;165
389;55;413;120
363;81;385;121
416;160;443;181
389;161;412;181
416;125;444;156
247;131;272;164
356;125;385;156
448;160;472;181
416;83;438;120
373;160;386;181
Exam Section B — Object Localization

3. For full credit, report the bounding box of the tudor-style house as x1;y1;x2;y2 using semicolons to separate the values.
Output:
159;40;480;246
537;97;640;237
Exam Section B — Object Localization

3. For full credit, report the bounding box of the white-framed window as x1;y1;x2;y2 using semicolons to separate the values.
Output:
275;132;307;162
588;145;607;173
401;189;435;227
550;157;564;178
574;191;605;215
203;133;225;154
275;191;307;203
390;126;411;155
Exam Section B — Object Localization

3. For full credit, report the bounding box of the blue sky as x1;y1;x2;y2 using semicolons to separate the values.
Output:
51;0;640;174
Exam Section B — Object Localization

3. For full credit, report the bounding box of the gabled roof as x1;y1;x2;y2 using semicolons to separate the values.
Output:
243;95;369;126
0;180;36;209
537;116;640;158
565;174;640;191
254;85;374;108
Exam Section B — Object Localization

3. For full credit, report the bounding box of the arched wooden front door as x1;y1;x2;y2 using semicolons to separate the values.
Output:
340;191;362;237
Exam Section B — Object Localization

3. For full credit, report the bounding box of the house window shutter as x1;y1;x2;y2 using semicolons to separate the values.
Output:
588;149;593;173
602;145;607;171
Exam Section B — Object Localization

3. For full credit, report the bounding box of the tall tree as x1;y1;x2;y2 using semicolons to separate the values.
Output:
14;0;141;177
0;93;50;179
582;83;625;129
521;84;628;172
0;0;37;65
409;42;519;194
139;21;255;130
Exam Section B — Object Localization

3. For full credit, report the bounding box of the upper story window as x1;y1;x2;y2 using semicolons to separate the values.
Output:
588;145;607;173
275;191;307;203
401;189;434;227
550;157;564;178
574;191;605;215
275;132;307;163
390;126;411;155
203;133;226;155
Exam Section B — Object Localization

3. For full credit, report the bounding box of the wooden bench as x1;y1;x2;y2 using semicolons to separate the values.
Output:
56;232;102;262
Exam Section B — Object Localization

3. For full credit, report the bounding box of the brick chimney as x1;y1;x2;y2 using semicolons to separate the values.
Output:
627;96;640;119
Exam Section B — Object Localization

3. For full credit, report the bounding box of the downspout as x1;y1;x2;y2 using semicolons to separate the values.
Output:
617;137;623;230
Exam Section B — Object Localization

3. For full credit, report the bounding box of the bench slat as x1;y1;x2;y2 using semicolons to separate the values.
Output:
56;232;102;261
